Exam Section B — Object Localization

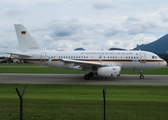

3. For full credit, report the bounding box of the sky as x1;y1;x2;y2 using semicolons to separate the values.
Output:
1;0;168;56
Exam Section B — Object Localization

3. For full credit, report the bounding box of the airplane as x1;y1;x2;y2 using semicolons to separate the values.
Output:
0;59;5;62
7;24;167;80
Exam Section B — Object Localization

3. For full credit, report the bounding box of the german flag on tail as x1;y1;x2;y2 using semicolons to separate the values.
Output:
21;31;26;34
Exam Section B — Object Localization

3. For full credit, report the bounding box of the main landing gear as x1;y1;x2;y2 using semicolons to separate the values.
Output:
84;71;145;80
139;70;144;79
84;72;94;80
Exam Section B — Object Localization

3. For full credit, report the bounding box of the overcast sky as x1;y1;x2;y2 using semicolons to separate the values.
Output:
1;0;168;55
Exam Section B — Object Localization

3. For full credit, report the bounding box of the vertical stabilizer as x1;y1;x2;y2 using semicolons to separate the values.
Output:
14;24;43;52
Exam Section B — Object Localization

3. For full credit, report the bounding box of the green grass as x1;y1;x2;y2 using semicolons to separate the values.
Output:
0;84;168;120
121;67;168;75
0;64;168;119
0;64;85;74
0;64;168;74
0;67;85;74
0;63;40;66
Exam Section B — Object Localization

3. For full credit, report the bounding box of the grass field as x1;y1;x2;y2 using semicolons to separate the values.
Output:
0;64;168;120
0;84;168;120
0;63;168;75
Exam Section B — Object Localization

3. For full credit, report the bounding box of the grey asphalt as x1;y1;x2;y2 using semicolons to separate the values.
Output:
0;74;168;85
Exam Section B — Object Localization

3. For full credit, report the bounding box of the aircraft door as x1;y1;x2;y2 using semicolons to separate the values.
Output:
41;52;46;65
140;52;146;63
99;55;102;63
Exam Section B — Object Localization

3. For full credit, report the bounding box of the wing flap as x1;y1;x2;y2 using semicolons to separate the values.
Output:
60;59;104;70
61;59;101;66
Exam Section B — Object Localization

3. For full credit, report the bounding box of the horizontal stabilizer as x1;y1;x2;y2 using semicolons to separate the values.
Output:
6;52;32;57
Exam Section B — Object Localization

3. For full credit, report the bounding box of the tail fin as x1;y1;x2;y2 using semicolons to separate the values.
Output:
14;24;43;52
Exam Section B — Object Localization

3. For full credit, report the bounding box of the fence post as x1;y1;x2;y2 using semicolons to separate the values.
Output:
16;86;27;120
103;87;106;120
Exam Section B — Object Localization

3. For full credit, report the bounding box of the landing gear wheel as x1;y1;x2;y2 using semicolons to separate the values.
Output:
89;72;94;78
139;70;144;79
140;75;144;79
84;74;90;80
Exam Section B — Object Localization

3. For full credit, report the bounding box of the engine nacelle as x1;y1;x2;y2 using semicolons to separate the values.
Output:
98;66;121;77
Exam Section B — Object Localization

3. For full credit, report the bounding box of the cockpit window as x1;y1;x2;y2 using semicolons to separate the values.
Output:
152;56;158;59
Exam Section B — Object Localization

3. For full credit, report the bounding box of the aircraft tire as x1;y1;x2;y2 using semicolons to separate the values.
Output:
89;72;94;77
84;74;90;80
140;75;144;79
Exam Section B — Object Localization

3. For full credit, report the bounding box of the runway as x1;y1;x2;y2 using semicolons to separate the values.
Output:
0;74;168;85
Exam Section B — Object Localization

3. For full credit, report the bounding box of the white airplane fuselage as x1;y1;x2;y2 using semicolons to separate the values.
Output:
19;50;166;70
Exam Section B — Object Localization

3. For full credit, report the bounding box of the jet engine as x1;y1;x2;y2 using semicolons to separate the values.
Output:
98;66;121;77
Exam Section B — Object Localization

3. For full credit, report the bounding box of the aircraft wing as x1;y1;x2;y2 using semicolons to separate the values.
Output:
61;59;102;65
61;59;112;70
6;52;32;57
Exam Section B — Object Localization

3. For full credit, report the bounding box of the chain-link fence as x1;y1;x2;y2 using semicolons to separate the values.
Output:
0;85;168;120
1;99;168;120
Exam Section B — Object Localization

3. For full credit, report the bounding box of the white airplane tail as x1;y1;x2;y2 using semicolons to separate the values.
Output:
14;24;43;52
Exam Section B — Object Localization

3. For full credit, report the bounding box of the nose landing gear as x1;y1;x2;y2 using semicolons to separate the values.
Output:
139;70;144;79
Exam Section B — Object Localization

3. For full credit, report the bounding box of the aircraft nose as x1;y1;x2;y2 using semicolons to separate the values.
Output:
162;60;167;67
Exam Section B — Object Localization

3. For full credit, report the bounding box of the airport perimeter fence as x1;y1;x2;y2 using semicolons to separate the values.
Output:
0;86;168;120
1;99;168;120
